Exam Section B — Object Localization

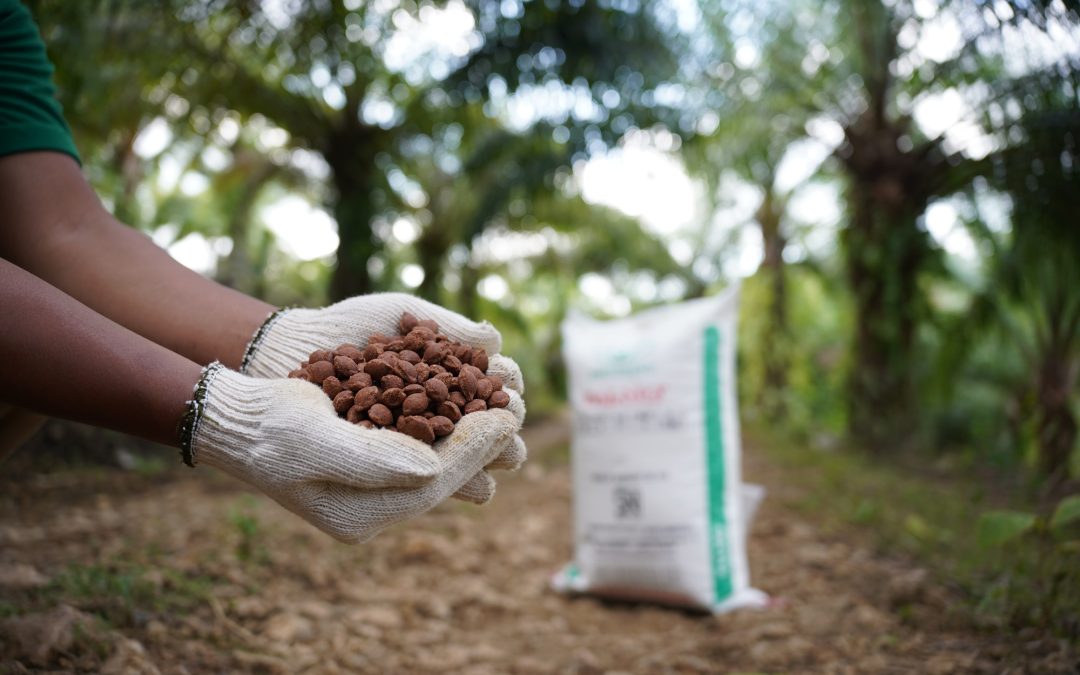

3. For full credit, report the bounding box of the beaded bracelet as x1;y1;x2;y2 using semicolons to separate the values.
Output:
238;307;290;374
176;361;225;467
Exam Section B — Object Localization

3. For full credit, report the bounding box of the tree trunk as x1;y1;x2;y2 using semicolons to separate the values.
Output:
325;123;383;301
756;190;788;417
1035;343;1078;484
218;153;278;295
112;130;140;226
840;116;932;451
415;224;451;303
459;260;480;319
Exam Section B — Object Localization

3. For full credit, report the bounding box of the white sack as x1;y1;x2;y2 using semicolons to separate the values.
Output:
553;287;767;612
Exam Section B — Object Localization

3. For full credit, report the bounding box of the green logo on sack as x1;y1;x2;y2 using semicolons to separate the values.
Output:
588;344;656;378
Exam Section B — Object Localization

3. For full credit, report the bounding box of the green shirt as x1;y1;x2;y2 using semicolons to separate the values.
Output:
0;0;80;163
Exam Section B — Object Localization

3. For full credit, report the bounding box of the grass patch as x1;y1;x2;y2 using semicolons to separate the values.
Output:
747;426;1080;641
229;495;271;565
43;562;215;626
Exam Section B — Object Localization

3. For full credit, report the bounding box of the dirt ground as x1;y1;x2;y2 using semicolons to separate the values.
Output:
1;417;1077;674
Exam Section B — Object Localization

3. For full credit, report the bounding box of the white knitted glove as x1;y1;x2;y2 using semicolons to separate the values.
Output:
239;293;527;501
184;364;521;543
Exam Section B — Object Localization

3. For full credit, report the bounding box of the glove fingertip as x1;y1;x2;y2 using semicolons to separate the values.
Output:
487;434;527;471
474;321;503;355
501;389;526;426
452;471;497;504
486;354;524;396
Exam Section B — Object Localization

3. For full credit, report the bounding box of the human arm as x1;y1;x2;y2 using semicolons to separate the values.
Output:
0;256;518;541
0;256;201;444
0;151;273;368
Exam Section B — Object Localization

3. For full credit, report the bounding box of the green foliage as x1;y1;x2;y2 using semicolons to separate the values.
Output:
976;511;1038;548
972;496;1080;636
753;424;1080;639
1050;495;1080;531
739;265;850;437
229;496;269;565
47;562;213;627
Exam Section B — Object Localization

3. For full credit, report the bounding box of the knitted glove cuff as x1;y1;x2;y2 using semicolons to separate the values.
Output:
176;361;226;467
239;307;291;374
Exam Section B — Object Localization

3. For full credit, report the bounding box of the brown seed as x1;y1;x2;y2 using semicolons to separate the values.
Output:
455;344;473;363
345;372;373;390
463;399;487;415
415;362;430;381
423;411;435;418
449;391;466;408
403;332;426;353
381;374;405;390
367;403;393;426
362;344;383;361
437;401;462;422
487;375;503;391
472;365;488;380
335;344;364;362
417;319;439;332
424;378;449;403
323;377;345;398
443;354;462;374
398;415;435;443
308;349;334;364
399;311;419;334
354;386;379;411
379;387;406;407
433;372;454;387
346;405;366;424
368;333;392;346
429;415;454;437
358;420;375;429
288;368;308;380
476;377;493;400
364;360;392;379
412;326;436;342
488;390;510;408
333;390;355;414
461;364;484;380
423;341;446;363
459;369;478;401
378;350;399;363
396;359;418;384
472;349;489;373
403;383;425;395
385;339;405;352
334;355;359;378
402;392;429;416
428;364;446;376
399;349;421;364
308;360;334;383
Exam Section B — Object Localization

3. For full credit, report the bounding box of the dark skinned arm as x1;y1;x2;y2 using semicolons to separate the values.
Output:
0;151;273;369
0;257;201;445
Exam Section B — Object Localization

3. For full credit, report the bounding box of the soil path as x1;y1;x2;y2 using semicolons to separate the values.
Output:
0;417;1075;673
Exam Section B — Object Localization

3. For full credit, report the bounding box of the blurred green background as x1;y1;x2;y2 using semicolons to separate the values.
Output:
24;0;1080;484
8;0;1080;648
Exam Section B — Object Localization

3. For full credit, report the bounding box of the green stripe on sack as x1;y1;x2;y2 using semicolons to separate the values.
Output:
703;325;732;603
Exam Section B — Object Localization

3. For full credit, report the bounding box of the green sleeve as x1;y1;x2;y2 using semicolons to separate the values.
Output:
0;0;81;164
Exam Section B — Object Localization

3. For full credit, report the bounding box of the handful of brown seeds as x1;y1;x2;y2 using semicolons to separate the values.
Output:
288;312;510;444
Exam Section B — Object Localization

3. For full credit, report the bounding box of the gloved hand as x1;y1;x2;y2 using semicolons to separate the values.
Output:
238;293;527;500
184;364;522;543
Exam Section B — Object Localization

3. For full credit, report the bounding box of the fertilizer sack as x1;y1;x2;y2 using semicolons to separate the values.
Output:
553;287;767;612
